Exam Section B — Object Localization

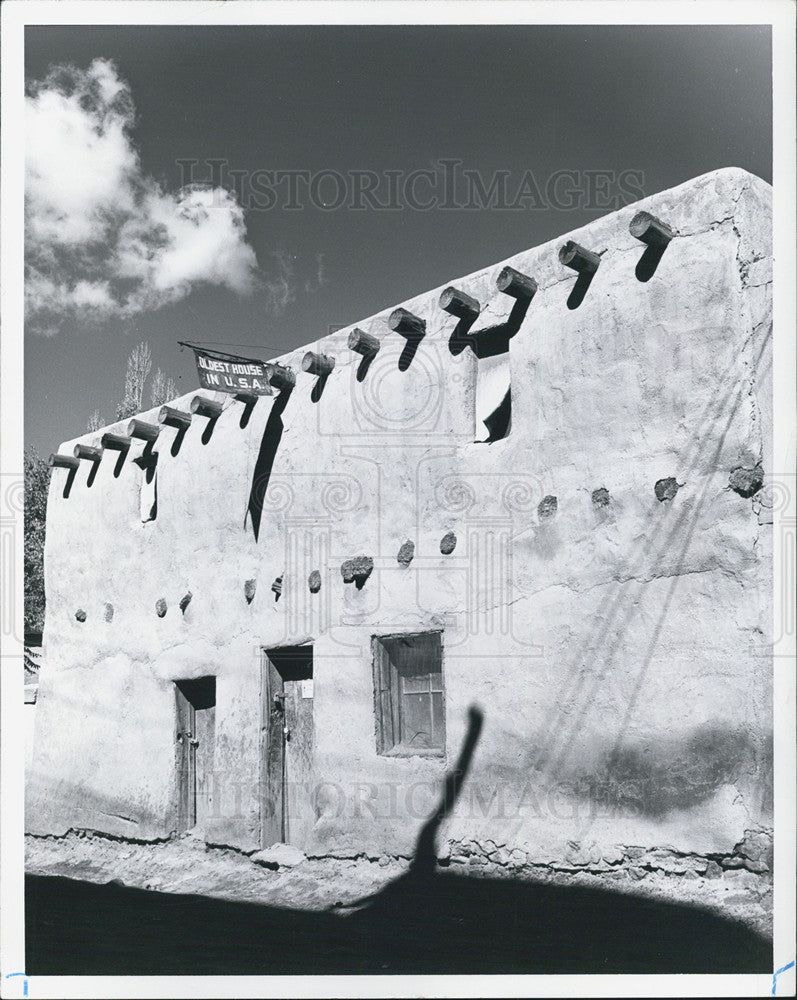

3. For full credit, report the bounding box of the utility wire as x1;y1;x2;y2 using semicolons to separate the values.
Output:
180;339;274;351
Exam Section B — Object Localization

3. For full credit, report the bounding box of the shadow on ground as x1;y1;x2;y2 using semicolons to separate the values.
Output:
26;707;771;975
25;868;772;975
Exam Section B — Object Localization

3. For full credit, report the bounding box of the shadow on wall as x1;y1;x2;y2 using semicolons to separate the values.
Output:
533;328;773;794
448;297;530;359
27;707;771;976
246;388;293;542
574;723;769;818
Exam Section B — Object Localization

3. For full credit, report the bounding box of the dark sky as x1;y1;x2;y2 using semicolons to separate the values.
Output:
24;24;772;455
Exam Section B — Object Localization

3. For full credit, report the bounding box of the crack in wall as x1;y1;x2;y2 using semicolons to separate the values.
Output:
27;825;773;882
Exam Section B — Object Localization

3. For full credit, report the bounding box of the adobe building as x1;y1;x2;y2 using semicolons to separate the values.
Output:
28;167;773;885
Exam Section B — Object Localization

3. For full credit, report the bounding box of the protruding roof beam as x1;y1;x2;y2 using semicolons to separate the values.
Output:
73;444;103;464
101;431;132;451
439;286;481;321
496;266;538;301
158;405;192;430
49;453;79;471
388;307;426;337
559;241;601;275
629;211;674;248
348;327;380;357
268;363;296;391
190;395;223;420
302;351;336;377
127;418;160;443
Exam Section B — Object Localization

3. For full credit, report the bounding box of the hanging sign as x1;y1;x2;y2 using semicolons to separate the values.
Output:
184;344;274;396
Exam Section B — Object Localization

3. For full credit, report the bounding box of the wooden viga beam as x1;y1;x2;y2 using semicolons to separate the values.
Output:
73;444;103;464
348;327;380;357
388;307;426;337
558;241;601;275
439;286;481;320
629;211;674;248
267;363;296;391
158;405;192;430
127;418;161;443
496;266;538;300
101;431;132;451
302;351;336;377
190;395;224;420
49;452;79;471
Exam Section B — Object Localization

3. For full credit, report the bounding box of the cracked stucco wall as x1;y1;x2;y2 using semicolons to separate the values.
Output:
28;168;772;894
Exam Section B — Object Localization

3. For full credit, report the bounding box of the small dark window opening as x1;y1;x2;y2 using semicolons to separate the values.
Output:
373;632;445;756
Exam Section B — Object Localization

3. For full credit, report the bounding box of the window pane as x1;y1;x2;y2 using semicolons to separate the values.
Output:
400;692;433;748
401;673;429;694
431;691;445;747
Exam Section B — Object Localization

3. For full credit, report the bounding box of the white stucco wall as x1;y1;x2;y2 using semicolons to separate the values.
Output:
28;167;772;874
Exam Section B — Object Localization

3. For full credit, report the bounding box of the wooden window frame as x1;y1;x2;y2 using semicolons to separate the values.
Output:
372;631;445;758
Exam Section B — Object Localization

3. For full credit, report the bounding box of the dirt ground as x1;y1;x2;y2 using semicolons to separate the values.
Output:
25;830;772;939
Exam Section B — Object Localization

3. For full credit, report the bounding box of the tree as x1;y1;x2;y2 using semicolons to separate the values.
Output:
115;340;152;420
150;368;178;408
87;409;105;432
24;448;50;633
87;341;177;429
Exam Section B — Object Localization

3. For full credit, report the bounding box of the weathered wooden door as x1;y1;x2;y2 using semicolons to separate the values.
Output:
260;647;314;848
283;670;315;847
175;677;216;834
175;684;196;833
260;657;285;848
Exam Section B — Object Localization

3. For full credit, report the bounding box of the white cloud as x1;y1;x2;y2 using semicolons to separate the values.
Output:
25;59;260;334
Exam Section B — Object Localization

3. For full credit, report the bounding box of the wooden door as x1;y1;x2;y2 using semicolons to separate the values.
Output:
194;701;216;831
283;674;315;847
175;684;196;833
175;677;216;834
260;657;285;848
260;647;314;849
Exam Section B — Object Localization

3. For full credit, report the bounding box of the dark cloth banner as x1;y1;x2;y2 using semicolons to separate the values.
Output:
186;344;274;396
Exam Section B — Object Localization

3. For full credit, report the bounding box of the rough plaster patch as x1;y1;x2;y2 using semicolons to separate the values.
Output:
728;464;764;498
440;532;457;554
397;540;415;566
341;556;373;586
654;478;680;502
538;495;558;519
